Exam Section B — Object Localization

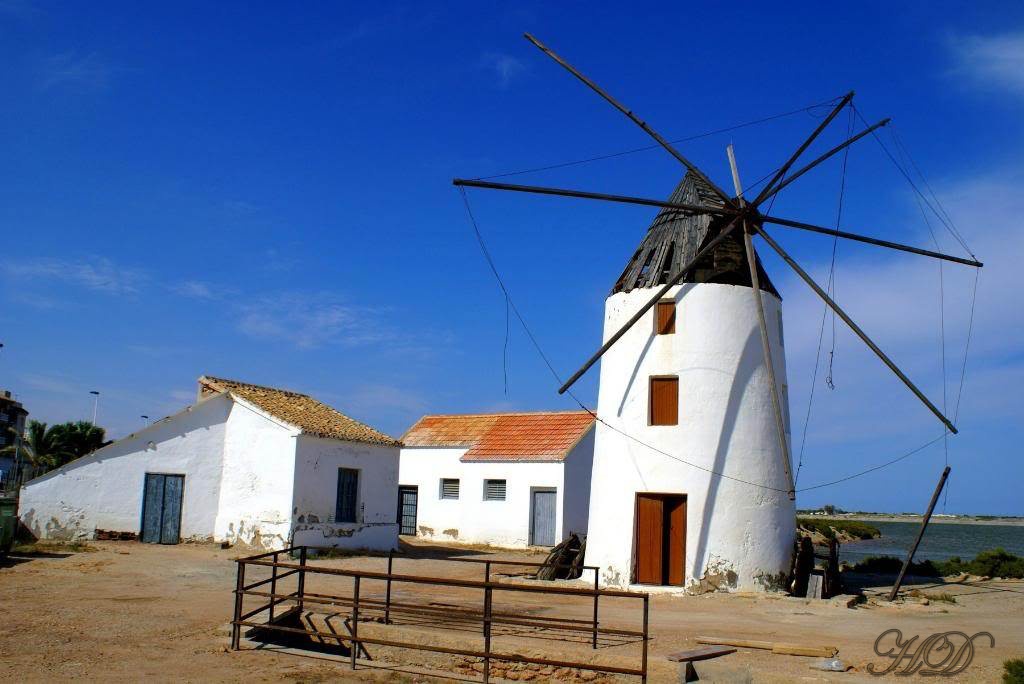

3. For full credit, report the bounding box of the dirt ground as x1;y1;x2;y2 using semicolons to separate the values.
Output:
0;540;1021;683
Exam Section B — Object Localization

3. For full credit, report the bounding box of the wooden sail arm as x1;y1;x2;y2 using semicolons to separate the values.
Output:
452;178;734;217
558;218;742;395
754;118;891;206
753;92;854;205
759;214;983;268
753;224;958;434
523;32;737;209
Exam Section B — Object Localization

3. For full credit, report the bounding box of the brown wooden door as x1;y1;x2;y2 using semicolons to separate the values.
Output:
635;495;664;584
635;493;687;586
666;496;687;586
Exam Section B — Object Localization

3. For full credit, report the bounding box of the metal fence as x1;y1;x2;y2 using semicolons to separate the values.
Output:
231;546;649;682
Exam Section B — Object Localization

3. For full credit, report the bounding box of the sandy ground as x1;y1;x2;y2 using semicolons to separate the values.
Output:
0;540;1021;683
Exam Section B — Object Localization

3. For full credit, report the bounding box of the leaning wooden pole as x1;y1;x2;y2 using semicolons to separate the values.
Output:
888;465;952;601
728;145;795;499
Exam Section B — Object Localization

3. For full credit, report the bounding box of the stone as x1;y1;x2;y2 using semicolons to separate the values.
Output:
810;658;849;672
690;660;754;683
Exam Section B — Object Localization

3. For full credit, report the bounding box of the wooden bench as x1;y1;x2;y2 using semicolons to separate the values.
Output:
667;646;738;682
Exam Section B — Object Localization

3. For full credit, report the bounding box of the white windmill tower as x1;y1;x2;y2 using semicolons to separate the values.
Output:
454;35;982;591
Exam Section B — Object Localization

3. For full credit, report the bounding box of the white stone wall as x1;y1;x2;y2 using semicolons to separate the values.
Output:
18;394;233;542
398;448;568;548
213;398;300;550
584;282;796;590
290;435;399;551
560;429;595;539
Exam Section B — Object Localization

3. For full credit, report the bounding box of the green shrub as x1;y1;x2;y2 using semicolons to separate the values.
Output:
1004;658;1024;684
848;555;941;576
797;517;881;540
847;549;1024;579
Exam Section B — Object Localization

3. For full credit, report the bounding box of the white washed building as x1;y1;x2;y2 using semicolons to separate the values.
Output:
584;173;796;591
399;411;595;548
19;376;401;551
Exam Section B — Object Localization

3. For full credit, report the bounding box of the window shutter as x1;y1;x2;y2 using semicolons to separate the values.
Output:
656;301;676;335
441;478;460;500
650;377;679;426
484;479;506;501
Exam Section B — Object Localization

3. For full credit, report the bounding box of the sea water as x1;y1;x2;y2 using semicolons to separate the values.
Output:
840;521;1024;564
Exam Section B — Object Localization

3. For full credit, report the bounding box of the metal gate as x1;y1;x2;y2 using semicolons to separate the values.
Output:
141;473;184;544
530;489;557;546
397;486;417;536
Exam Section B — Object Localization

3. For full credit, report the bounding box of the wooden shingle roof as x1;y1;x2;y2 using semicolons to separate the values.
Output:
402;411;595;462
612;171;779;297
199;375;400;447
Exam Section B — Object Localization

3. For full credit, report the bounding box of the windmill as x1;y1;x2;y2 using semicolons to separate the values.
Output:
454;35;982;590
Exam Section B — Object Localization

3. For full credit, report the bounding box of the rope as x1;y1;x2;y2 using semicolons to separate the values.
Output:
473;95;846;181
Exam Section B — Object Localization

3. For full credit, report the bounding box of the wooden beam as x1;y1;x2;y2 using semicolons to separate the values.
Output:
888;466;952;601
755;118;891;205
523;32;737;208
754;224;958;434
558;218;742;394
760;214;983;268
728;145;796;500
452;178;733;217
753;92;854;205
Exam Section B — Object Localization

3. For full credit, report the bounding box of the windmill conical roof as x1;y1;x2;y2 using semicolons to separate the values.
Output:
611;172;779;297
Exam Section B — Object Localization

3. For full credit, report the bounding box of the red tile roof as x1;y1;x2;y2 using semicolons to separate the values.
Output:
401;411;595;462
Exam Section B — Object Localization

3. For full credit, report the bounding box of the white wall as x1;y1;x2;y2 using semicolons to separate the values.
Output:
213;398;299;550
291;435;399;551
561;428;595;539
585;283;796;590
19;394;232;542
399;447;567;548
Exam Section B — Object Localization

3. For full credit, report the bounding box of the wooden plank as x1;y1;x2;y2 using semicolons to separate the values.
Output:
667;496;686;586
635;495;663;584
666;646;737;662
697;637;838;658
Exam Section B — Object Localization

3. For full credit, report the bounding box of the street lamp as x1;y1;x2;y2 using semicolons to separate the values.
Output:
141;415;150;425
90;390;100;424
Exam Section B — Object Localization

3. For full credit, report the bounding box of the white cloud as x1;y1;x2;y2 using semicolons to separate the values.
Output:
38;51;114;91
237;293;391;349
1;257;146;296
948;31;1024;95
170;280;220;300
481;52;526;89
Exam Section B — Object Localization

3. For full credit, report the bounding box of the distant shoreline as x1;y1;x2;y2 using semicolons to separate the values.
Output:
804;513;1024;527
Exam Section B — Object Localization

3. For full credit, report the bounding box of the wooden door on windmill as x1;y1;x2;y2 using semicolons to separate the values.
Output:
635;493;686;586
140;473;185;544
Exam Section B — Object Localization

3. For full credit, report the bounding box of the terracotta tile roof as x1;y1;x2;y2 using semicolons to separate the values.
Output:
401;411;595;462
199;375;399;447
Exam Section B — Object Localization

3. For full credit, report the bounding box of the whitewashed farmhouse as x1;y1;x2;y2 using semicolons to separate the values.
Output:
19;376;401;551
399;411;595;548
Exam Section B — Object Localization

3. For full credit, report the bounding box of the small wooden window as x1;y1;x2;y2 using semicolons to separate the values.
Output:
484;479;507;501
336;468;359;523
440;478;460;500
650;377;679;426
656;301;676;335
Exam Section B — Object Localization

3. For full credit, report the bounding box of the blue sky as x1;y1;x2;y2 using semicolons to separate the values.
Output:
1;2;1021;514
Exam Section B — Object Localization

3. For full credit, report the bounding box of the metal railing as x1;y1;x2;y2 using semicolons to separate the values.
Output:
231;545;649;682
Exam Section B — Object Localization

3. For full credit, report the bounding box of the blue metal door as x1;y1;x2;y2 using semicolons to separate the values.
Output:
531;489;557;546
141;473;184;544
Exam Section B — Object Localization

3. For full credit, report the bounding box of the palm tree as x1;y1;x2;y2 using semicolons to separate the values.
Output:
49;421;108;467
0;420;72;469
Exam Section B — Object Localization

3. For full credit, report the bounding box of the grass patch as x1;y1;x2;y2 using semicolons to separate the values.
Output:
847;548;1024;579
1005;658;1024;684
798;517;881;540
12;539;97;554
